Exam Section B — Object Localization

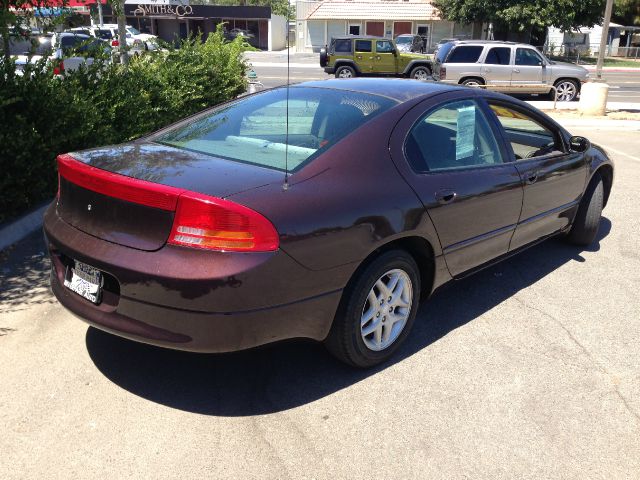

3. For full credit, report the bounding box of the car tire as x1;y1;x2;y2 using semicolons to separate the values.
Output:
335;65;356;78
325;250;421;368
566;172;604;246
554;79;580;102
410;65;431;81
460;77;485;87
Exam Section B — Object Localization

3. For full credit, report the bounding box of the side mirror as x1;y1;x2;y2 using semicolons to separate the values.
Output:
569;135;590;153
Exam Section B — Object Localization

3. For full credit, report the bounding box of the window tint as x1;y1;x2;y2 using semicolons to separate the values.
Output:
61;35;84;49
96;29;113;40
355;40;372;52
485;47;511;65
489;104;562;159
157;87;397;173
333;38;351;53
376;40;393;53
405;100;503;172
447;45;483;63
515;48;543;66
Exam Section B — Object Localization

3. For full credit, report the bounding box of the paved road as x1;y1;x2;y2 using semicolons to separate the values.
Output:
1;126;639;479
246;55;640;101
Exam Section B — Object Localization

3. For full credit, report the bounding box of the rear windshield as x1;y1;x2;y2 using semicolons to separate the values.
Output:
435;42;454;63
156;87;397;172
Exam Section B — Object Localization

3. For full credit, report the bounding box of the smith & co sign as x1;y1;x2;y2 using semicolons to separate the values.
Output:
132;4;194;16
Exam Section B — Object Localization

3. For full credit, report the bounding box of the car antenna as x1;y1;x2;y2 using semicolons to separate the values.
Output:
282;7;291;191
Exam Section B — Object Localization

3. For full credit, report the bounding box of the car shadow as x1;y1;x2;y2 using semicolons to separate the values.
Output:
86;217;611;416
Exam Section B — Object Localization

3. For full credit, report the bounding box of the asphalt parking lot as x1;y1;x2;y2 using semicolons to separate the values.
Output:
1;125;639;479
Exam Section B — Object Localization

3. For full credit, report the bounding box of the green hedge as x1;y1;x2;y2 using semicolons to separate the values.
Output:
0;29;248;224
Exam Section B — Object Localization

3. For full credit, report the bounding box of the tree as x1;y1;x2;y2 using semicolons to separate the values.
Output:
433;0;606;32
614;0;640;25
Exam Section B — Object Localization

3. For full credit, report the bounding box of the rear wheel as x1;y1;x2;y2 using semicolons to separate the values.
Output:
335;65;356;78
566;173;604;245
410;65;431;81
325;250;420;368
554;79;579;101
460;77;485;87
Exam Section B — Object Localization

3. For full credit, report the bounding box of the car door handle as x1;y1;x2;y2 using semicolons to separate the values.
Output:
526;171;539;184
513;68;520;73
435;189;457;204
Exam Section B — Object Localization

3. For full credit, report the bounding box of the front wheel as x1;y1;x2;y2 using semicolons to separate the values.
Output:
335;65;356;78
325;250;421;367
410;65;431;81
566;173;603;245
554;79;579;101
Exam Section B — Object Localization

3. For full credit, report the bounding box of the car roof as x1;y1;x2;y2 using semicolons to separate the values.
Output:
294;78;471;102
449;40;539;48
331;36;387;41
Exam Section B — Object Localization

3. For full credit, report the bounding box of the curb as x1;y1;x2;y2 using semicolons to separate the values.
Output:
0;201;50;252
584;66;640;73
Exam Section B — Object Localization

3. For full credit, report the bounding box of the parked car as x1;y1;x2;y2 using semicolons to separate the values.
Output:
433;40;589;101
224;28;255;41
320;36;432;80
51;32;111;76
68;24;158;52
45;79;613;367
5;33;53;76
395;34;425;53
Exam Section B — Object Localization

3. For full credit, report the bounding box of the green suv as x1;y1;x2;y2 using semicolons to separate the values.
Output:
320;36;432;80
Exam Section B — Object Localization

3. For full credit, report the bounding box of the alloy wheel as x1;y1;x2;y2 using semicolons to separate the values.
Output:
360;269;413;351
338;68;353;78
555;81;577;101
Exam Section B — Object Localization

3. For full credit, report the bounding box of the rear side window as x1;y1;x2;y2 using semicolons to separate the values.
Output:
446;45;483;63
333;38;352;53
61;35;85;49
484;47;511;65
355;40;372;52
156;87;397;172
405;100;503;172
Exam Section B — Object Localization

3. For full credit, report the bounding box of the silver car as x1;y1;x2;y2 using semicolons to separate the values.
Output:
433;40;589;101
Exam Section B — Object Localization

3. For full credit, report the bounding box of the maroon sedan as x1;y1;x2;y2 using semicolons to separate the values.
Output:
45;79;613;367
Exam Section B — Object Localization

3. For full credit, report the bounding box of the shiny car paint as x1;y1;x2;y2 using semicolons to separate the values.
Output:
44;79;613;354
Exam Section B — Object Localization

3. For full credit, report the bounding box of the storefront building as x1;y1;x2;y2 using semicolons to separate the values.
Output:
296;0;483;53
69;0;287;50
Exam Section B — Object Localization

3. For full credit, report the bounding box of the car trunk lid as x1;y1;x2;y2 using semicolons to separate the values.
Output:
57;143;283;251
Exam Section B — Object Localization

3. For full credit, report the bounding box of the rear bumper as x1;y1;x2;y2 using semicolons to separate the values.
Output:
44;203;343;352
324;67;335;74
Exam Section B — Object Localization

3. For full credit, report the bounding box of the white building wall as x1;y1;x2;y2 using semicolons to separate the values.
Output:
269;14;288;51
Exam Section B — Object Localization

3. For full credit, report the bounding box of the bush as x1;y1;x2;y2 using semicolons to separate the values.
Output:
0;28;248;224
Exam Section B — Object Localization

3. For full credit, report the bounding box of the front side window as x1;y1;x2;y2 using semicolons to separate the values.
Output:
515;48;544;66
485;47;511;65
489;104;562;159
376;40;393;53
96;29;114;40
156;87;397;173
355;40;372;52
405;100;503;172
447;45;483;63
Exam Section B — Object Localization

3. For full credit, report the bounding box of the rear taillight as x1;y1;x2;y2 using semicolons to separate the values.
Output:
111;39;119;47
168;192;279;252
53;60;64;75
440;66;446;80
56;153;279;253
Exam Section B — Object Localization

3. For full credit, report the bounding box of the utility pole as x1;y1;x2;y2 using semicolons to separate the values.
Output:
596;0;615;80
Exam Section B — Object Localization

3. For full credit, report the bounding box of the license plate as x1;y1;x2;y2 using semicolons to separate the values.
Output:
64;260;103;304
